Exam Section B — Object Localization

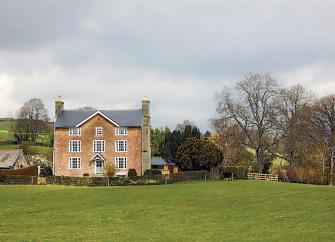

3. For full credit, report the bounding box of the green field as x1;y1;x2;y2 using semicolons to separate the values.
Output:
0;181;334;241
0;120;14;141
0;120;52;145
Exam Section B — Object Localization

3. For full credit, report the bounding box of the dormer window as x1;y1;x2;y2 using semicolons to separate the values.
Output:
96;127;103;135
69;128;81;136
116;127;127;135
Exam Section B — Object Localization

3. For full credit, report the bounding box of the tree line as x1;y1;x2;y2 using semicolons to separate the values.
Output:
212;73;335;184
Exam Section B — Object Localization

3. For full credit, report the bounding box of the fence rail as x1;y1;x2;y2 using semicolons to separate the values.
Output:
248;173;278;182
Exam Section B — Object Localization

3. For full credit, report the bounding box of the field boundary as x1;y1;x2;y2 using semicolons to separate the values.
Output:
0;171;210;186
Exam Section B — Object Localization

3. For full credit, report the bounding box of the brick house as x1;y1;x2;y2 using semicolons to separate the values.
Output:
53;97;151;177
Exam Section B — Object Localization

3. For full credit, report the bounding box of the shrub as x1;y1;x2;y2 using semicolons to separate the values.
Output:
287;163;324;185
40;165;53;176
103;162;117;178
20;141;33;154
220;166;248;178
144;169;162;176
144;169;162;179
128;169;137;178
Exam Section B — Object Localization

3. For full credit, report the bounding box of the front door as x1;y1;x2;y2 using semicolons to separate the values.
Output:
95;160;103;175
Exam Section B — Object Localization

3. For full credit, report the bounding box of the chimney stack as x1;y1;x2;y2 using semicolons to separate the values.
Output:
55;96;64;117
142;96;150;118
141;96;151;174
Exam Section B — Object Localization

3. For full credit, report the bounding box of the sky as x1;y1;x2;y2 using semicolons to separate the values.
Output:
0;0;335;132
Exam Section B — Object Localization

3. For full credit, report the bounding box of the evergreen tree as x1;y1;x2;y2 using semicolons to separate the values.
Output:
175;137;223;171
191;126;201;139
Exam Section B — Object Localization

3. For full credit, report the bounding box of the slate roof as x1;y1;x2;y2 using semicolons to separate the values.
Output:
55;109;144;128
0;150;26;169
151;156;175;166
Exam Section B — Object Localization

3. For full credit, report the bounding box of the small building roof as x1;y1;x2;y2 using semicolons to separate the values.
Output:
151;156;175;166
0;150;26;169
55;109;144;128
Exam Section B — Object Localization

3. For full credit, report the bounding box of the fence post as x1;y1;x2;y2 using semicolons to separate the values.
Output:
205;174;207;183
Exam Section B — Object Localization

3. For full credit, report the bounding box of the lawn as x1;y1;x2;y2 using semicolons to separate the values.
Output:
0;181;334;241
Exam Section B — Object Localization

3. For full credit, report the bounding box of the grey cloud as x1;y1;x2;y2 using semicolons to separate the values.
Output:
1;1;335;131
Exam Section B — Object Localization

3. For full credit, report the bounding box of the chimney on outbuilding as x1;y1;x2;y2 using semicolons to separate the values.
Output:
55;96;64;117
141;96;151;174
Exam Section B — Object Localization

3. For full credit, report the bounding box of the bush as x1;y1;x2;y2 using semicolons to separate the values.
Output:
220;166;248;178
287;163;324;185
128;169;137;178
144;169;162;179
40;165;53;177
20;141;33;154
144;169;162;176
103;162;117;178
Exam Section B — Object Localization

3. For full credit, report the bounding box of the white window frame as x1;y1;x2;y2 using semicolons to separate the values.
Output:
69;128;81;136
69;157;81;169
115;140;127;152
115;127;127;135
96;127;103;135
115;157;127;169
69;140;81;152
93;140;105;152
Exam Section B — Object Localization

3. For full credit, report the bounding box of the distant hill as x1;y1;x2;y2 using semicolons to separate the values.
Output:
0;119;53;144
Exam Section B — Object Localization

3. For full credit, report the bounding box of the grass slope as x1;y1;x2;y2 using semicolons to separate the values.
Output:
0;181;334;241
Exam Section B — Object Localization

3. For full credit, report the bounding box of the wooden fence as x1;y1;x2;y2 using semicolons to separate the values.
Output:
0;166;40;176
248;173;279;182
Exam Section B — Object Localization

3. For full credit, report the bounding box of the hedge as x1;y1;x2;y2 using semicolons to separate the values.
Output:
0;171;212;186
144;169;162;177
0;175;38;184
220;166;249;178
170;171;210;182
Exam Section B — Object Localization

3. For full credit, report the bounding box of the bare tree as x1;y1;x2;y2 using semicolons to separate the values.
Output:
309;95;335;184
211;119;254;167
274;85;314;164
175;120;196;132
215;73;279;172
12;98;50;142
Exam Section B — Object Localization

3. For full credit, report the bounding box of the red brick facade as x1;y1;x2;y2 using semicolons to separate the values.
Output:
54;114;142;177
